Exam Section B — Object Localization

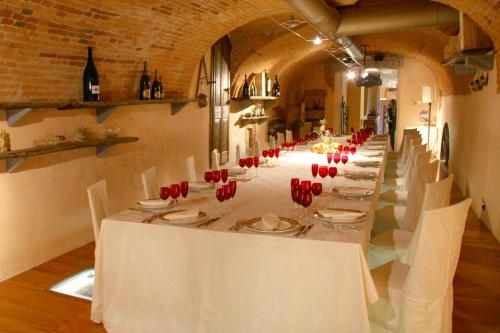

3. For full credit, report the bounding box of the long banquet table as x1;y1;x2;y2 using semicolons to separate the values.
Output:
91;137;388;333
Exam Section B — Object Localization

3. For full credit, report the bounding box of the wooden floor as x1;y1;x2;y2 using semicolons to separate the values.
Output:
0;185;498;332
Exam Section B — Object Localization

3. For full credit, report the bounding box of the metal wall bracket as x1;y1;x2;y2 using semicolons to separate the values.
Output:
171;102;189;115
96;106;117;123
96;144;117;157
5;157;25;173
5;108;32;126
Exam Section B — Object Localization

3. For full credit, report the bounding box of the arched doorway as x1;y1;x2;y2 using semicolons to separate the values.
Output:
440;123;450;167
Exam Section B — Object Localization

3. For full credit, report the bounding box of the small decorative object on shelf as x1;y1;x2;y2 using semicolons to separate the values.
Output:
33;135;66;147
74;127;92;142
100;126;120;138
139;61;151;100
0;130;11;152
151;70;161;99
83;47;100;102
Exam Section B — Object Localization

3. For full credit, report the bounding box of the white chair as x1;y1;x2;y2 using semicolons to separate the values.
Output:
368;174;454;269
369;198;471;333
235;144;242;162
87;180;109;242
277;132;285;147
254;140;262;156
286;130;293;142
185;156;197;182
211;149;220;170
141;166;157;200
269;135;276;150
373;158;437;236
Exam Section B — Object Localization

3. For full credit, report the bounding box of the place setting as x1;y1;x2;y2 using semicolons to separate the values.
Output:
313;208;367;231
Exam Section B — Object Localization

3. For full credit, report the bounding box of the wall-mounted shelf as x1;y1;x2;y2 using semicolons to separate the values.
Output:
250;96;278;101
237;115;270;127
0;98;199;126
0;136;139;173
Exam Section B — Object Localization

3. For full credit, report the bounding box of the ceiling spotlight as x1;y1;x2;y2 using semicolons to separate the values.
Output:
366;67;378;73
313;36;323;45
361;71;368;79
347;70;356;80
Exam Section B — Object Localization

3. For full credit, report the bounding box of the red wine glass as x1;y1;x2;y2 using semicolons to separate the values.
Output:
341;154;349;175
291;177;300;188
262;150;268;166
238;158;246;175
311;163;319;178
180;181;189;199
268;149;275;166
170;184;181;204
300;180;312;194
333;152;341;166
328;166;337;192
350;146;356;155
253;156;260;177
245;157;253;178
212;170;221;183
221;169;229;183
204;171;213;183
327;152;333;165
311;182;322;198
160;186;170;203
343;145;350;154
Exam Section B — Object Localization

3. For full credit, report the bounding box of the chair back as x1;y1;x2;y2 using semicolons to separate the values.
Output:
400;133;420;160
404;148;429;190
185;156;197;182
235;144;242;162
286;130;293;142
255;140;262;156
277;132;285;147
400;198;471;333
141;166;157;200
211;149;220;170
269;135;276;150
402;159;439;231
87;180;109;242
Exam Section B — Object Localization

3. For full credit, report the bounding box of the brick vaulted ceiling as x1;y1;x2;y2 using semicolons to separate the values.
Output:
0;0;498;101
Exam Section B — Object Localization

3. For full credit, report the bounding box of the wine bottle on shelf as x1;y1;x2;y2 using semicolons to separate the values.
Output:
250;80;256;97
242;74;249;98
139;61;151;100
83;47;99;101
272;75;280;97
151;70;160;100
159;75;165;99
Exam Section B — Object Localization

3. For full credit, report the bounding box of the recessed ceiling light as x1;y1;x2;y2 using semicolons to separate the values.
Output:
347;70;356;80
313;36;323;45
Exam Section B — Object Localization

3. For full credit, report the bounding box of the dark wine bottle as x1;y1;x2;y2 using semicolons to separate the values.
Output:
83;47;99;101
159;75;165;99
139;61;151;100
151;70;160;100
272;75;280;97
242;74;249;98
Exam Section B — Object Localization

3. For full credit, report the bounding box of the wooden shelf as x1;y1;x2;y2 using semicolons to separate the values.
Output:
240;116;270;121
250;96;278;101
0;98;199;126
0;136;139;173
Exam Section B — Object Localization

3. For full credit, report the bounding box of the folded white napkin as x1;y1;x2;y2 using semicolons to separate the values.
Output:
166;209;199;220
190;182;212;192
138;199;170;206
228;167;246;176
336;187;371;196
345;171;376;178
319;209;365;221
261;213;282;230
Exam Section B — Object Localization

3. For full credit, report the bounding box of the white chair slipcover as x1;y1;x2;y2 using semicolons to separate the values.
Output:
141;166;157;200
87;180;109;242
185;155;197;182
277;132;285;147
254;140;262;156
368;174;454;269
373;158;436;235
369;198;472;333
269;135;276;150
286;129;293;142
211;149;220;170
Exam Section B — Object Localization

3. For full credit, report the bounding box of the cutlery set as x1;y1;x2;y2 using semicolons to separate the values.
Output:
294;224;314;237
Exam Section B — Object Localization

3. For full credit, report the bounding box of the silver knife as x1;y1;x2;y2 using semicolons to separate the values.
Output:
301;224;314;236
196;217;221;228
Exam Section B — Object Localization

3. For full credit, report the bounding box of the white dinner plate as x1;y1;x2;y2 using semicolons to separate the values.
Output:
333;187;374;200
158;210;208;225
353;160;382;168
137;199;174;210
314;208;367;224
344;170;377;180
244;217;300;233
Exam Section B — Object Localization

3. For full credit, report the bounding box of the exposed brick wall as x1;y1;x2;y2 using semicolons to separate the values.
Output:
0;0;288;101
0;0;497;102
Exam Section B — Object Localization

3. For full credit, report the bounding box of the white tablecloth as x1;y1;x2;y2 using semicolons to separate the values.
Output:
91;137;388;333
